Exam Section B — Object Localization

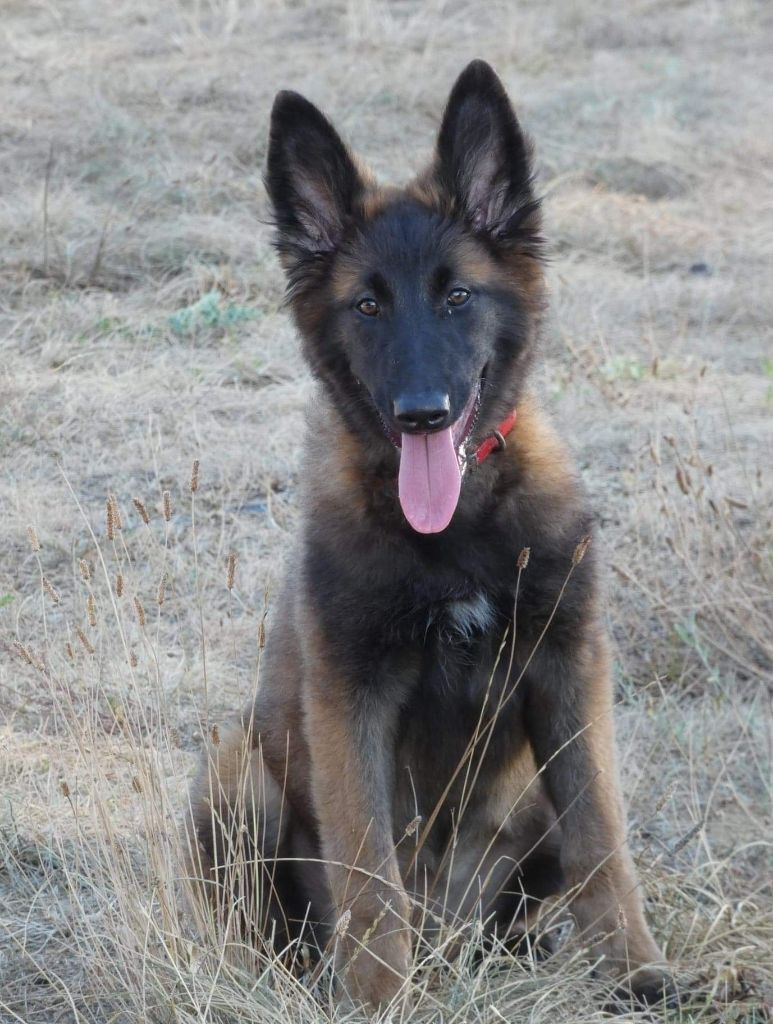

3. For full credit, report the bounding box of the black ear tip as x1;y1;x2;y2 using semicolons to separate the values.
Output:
463;58;497;78
455;59;504;94
270;89;318;125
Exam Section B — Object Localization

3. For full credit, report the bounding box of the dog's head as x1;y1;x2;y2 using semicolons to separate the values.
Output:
266;60;544;533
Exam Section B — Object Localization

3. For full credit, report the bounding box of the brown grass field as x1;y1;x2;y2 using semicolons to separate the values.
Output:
1;0;771;1021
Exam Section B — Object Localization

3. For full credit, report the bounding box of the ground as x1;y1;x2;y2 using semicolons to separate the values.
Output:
0;1;771;1022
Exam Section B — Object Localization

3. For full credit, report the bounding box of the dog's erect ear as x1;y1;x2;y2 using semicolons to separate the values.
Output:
434;60;538;242
266;90;363;257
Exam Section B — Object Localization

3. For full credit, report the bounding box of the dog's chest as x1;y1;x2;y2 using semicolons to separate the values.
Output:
437;590;495;641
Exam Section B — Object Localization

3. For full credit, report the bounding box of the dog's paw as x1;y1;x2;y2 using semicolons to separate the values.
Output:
606;966;680;1010
338;932;412;1015
503;928;556;962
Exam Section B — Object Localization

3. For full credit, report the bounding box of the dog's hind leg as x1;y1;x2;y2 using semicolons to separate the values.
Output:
185;721;293;948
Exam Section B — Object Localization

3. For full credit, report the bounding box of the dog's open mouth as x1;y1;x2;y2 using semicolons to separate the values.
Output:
382;382;481;535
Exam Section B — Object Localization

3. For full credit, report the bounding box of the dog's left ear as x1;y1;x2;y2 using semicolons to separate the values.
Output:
434;60;539;244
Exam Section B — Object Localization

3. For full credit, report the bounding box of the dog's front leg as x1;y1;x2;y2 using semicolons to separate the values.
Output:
302;637;411;1012
526;629;674;1003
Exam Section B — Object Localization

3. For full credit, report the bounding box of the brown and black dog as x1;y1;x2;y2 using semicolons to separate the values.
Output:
188;60;674;1012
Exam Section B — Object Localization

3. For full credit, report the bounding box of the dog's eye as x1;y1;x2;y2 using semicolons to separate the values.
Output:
356;298;380;317
447;288;470;307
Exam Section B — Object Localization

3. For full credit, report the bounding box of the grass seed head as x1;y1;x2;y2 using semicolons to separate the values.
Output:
109;494;122;531
157;571;167;606
79;558;91;581
572;534;592;566
116;573;124;597
517;547;530;570
676;465;691;495
106;497;115;540
26;525;41;552
162;490;172;522
190;459;200;493
12;643;44;671
87;594;97;627
134;596;146;628
13;642;33;666
76;626;95;655
132;497;150;524
226;552;237;591
334;908;351;938
404;815;422;837
43;576;60;604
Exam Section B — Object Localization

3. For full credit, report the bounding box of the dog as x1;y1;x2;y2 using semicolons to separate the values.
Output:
188;60;674;1012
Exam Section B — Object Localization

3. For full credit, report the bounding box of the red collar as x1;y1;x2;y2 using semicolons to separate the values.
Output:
467;409;517;467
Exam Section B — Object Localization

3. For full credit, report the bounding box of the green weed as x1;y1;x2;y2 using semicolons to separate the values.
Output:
168;290;257;336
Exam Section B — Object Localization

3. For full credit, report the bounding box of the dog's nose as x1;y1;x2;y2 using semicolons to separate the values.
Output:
393;392;451;432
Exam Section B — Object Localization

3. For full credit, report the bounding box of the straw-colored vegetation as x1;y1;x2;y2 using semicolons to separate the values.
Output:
1;1;770;1021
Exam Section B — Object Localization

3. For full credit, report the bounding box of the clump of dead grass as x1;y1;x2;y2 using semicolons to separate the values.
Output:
1;461;770;1023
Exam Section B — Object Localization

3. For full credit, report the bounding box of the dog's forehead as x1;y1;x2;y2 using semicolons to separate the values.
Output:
356;201;454;261
336;199;497;294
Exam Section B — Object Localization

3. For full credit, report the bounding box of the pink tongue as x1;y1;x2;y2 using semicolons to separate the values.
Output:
398;426;462;534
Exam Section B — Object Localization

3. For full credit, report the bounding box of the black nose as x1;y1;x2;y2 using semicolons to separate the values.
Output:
393;392;451;432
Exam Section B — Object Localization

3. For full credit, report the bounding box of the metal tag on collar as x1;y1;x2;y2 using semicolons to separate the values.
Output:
490;428;507;453
459;444;475;475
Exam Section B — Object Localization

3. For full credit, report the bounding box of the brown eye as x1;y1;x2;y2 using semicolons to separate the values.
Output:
356;298;380;317
447;288;470;307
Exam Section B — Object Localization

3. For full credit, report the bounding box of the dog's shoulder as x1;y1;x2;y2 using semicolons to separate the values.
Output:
495;392;588;536
504;394;576;498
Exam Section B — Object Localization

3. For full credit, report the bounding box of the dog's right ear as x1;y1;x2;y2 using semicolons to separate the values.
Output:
266;91;363;261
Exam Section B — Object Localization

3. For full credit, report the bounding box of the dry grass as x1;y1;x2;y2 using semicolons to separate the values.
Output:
1;0;771;1021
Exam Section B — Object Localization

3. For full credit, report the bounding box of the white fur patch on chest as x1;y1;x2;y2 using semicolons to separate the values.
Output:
443;591;495;640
